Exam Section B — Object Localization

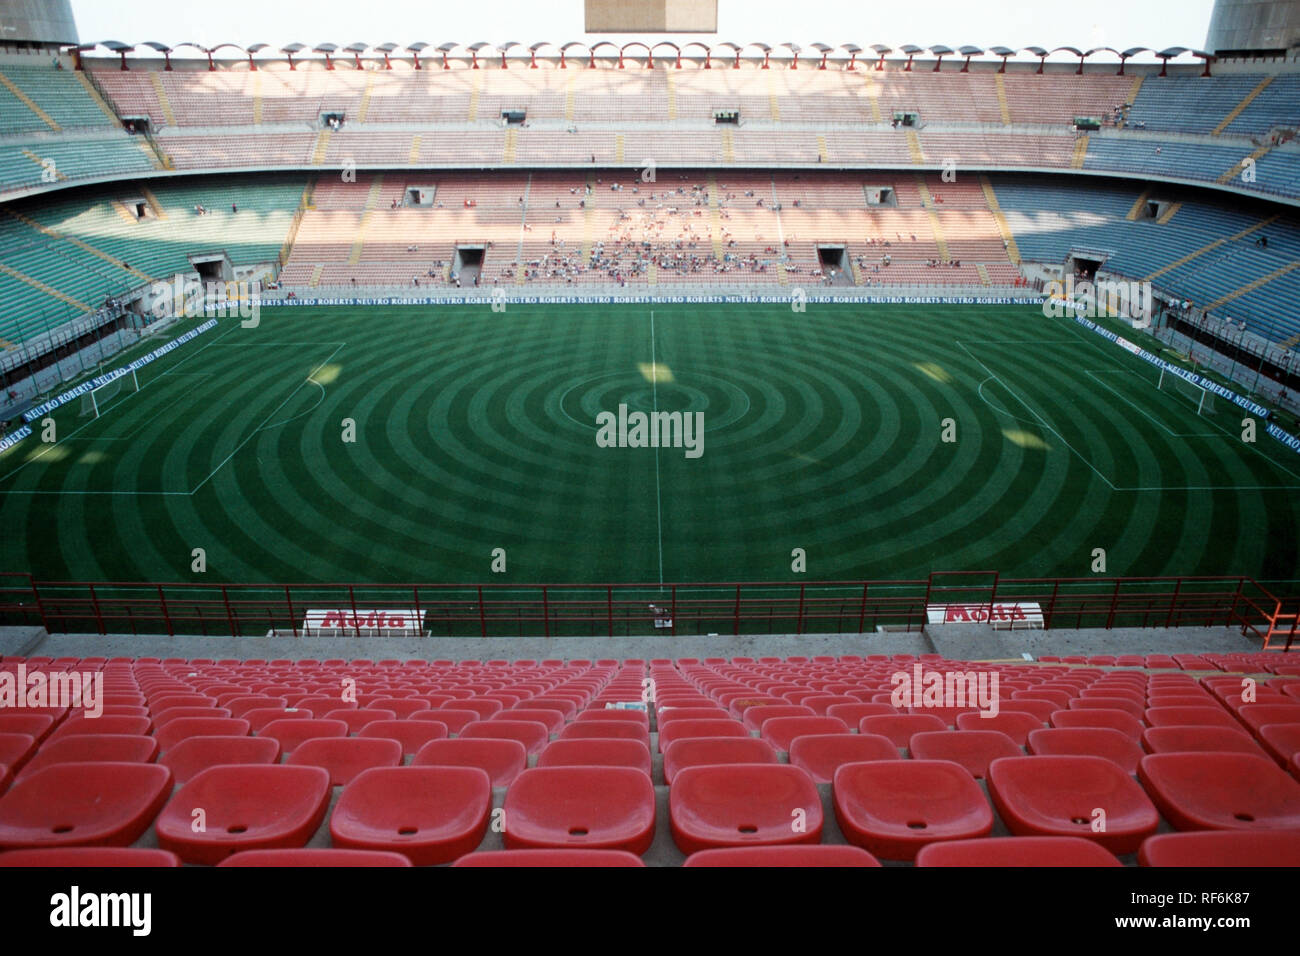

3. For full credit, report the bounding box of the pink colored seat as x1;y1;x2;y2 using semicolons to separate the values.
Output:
17;734;158;780
916;836;1122;867
1138;830;1300;867
833;760;993;861
287;737;404;786
988;755;1159;854
788;733;898;784
159;735;281;785
859;714;947;749
218;849;412;867
0;763;172;850
330;767;492;865
1027;728;1145;774
412;738;529;787
1136;752;1300;830
662;737;777;785
504;767;656;854
760;716;849;752
155;765;332;865
956;711;1044;746
460;719;550;755
1140;725;1263;756
906;730;1020;779
454;849;645;867
358;719;448;757
670;764;822;854
537;739;652;776
684;845;880;867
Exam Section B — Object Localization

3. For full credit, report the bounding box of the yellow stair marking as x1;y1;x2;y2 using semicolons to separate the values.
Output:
250;71;262;125
468;70;481;121
111;200;139;224
862;70;882;123
136;138;163;169
408;134;421;164
1120;76;1143;127
666;70;677;121
580;171;596;262
21;148;66;180
914;174;933;208
0;262;90;311
71;70;119;126
140;188;167;220
503;128;518;163
346;175;386;264
980;176;1020;266
312;128;332;165
615;133;624;164
977;263;991;286
906;129;923;164
994;73;1011;125
308;264;324;287
1156;201;1182;224
766;70;781;121
1126;189;1151;221
1206;261;1300;311
775;262;789;286
1212;76;1272;136
1144;215;1277;281
357;71;375;123
1217;144;1272;184
707;172;725;258
0;337;15;350
817;134;828;162
647;262;658;285
564;71;576;122
0;70;61;130
927;210;950;260
148;72;176;127
6;208;152;282
721;127;735;163
850;260;863;285
1071;134;1088;168
1280;332;1300;350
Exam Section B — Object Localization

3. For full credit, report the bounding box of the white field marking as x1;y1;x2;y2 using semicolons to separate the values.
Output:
1083;370;1220;438
261;379;326;431
651;310;664;590
0;319;244;485
976;377;1042;429
188;343;346;494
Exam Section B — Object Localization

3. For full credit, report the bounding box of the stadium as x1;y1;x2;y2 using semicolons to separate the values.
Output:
0;0;1298;886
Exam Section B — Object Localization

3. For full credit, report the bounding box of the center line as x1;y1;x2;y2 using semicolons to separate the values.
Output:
651;309;664;590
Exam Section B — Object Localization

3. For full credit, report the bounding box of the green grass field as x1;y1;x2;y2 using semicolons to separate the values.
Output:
2;303;1299;587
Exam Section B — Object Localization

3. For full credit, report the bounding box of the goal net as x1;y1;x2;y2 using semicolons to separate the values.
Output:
79;368;139;418
1157;367;1216;416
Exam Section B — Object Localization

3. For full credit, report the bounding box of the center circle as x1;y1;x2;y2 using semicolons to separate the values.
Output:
623;384;702;414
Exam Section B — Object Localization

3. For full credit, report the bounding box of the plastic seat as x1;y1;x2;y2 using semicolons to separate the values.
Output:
358;719;448;758
905;705;979;727
460;719;550;755
287;737;404;787
521;697;578;721
573;709;649;726
330;766;492;866
454;699;504;720
1070;697;1144;720
859;714;947;749
833;760;993;861
46;716;151;742
218;848;414;867
670;764;822;854
411;738;529;788
557;721;648;744
906;730;1020;779
659;718;748;754
0;715;55;743
1136;752;1300;830
159;735;281;785
916;836;1122;867
661;737;777;785
1027;728;1145;774
323;708;397;734
1140;725;1263;756
504;708;566;734
988;755;1159;854
658;707;730;726
1138;830;1300;867
454;849;645;867
258;718;349;755
0;763;172;850
155;717;251;751
825;703;898;725
739;705;815;733
505;767;656;854
760;716;849;753
1049;709;1143;739
1236;704;1300;734
0;734;37;773
955;711;1043;746
155;706;235;727
1257;723;1300;767
155;765;332;865
788;733;898;784
684;845;880;867
1143;706;1239;728
0;847;181;867
17;735;159;780
537;739;652;776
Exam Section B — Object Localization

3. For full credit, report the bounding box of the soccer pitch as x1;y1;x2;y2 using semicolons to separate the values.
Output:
2;303;1299;587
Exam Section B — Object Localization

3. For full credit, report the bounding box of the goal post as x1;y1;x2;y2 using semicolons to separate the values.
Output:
80;368;139;418
1157;367;1216;416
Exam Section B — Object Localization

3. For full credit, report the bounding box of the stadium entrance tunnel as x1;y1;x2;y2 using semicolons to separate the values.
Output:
817;245;852;285
865;186;897;207
1065;251;1105;281
452;246;484;287
190;253;233;284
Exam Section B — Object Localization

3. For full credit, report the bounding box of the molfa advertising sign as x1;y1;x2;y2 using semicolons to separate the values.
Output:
303;608;425;636
926;602;1044;629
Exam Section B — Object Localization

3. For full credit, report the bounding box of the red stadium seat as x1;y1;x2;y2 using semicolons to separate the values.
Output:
0;763;172;850
330;767;492;865
0;715;55;742
670;764;822;854
358;719;448;757
454;849;645;867
574;709;650;726
1141;829;1300;868
537;739;652;776
411;738;529;787
323;708;397;734
988;755;1159;854
906;730;1021;779
1136;752;1300;830
916;836;1123;867
155;717;251;751
154;707;233;726
833;760;993;861
1070;697;1144;720
450;699;503;720
287;737;404;787
788;733;898;784
16;734;159;780
955;711;1044;746
859;713;947;749
0;847;180;867
414;709;480;734
683;845;880;867
258;718;349;754
1026;728;1145;774
1142;706;1238;728
760;716;849;752
1257;723;1300;767
505;708;566;734
0;733;37;773
367;699;432;720
159;735;281;785
504;767;656;854
1048;709;1143;739
825;703;899;725
460;719;551;755
659;718;748;753
739;705;815;733
659;707;731;726
557;720;649;743
47;715;151;741
155;765;331;864
522;698;578;720
218;849;413;867
1236;704;1300;734
661;737;777;785
1140;725;1264;756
